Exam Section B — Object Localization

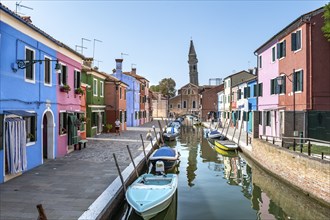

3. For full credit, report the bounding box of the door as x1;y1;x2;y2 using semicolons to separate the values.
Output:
43;114;48;158
97;112;102;134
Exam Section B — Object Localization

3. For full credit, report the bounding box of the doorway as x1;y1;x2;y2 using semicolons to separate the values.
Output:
42;111;55;160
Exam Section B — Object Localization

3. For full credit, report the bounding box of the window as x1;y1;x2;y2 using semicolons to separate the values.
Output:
25;47;35;82
119;111;122;123
277;40;286;59
177;104;181;109
24;114;37;142
74;70;81;90
120;87;122;99
259;55;262;68
259;111;262;125
93;79;98;96
183;101;187;108
124;89;126;100
91;112;97;127
59;112;67;135
170;104;173;109
124;111;127;122
100;81;104;97
237;89;241;100
272;46;276;62
270;79;275;95
59;65;67;86
44;57;51;85
266;111;271;126
258;83;263;96
192;101;196;108
244;87;250;98
293;70;303;92
291;30;302;51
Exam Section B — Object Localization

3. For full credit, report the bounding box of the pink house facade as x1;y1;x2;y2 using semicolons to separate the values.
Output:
57;52;83;156
255;39;280;138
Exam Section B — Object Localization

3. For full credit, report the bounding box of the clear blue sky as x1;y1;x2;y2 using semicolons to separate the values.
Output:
2;0;328;89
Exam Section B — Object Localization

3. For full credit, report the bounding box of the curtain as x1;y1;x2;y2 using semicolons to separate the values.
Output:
5;118;27;174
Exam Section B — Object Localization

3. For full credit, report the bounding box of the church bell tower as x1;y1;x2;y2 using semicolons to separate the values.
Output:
188;40;199;86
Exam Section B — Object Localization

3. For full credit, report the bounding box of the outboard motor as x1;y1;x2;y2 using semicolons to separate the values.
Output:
155;160;165;175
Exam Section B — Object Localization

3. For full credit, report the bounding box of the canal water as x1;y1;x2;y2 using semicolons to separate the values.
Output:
114;125;329;220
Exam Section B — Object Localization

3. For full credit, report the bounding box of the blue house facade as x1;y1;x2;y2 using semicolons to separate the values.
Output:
0;6;59;183
247;79;258;133
112;59;140;127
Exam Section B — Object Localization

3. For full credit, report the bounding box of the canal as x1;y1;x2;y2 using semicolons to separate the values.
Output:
114;125;329;220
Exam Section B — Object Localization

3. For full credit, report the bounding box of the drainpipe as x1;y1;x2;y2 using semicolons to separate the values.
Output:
254;51;259;137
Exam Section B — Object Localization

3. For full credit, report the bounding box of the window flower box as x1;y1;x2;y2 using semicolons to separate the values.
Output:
60;84;71;93
75;87;84;95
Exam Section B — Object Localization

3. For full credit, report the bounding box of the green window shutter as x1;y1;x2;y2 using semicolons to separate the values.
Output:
293;72;297;92
253;84;257;97
297;30;301;50
247;87;251;98
283;40;286;57
270;79;274;95
258;83;263;97
291;32;297;51
244;87;247;98
276;43;280;59
300;70;303;91
74;71;77;89
283;76;286;94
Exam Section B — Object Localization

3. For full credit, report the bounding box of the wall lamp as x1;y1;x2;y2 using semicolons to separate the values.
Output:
15;59;62;74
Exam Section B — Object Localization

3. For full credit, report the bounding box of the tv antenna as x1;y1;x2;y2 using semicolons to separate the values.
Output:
81;38;91;55
121;53;129;59
92;39;102;67
15;1;33;15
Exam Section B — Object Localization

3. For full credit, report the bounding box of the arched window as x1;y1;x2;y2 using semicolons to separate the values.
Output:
183;101;187;108
192;101;196;108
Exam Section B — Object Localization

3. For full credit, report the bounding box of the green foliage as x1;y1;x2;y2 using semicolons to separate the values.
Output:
322;3;330;41
158;78;176;98
105;123;113;132
150;85;160;92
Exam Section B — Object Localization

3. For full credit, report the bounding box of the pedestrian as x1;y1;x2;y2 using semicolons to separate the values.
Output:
115;118;121;135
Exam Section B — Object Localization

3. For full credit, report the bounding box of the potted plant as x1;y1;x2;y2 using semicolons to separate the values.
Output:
105;123;113;133
60;84;71;93
75;87;84;95
27;133;34;142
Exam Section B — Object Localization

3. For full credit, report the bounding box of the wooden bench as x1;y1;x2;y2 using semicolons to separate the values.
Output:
77;139;88;150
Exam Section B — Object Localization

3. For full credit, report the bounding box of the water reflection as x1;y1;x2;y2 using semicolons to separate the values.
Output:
114;126;329;220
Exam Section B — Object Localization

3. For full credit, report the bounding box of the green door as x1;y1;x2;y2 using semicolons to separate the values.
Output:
68;114;78;145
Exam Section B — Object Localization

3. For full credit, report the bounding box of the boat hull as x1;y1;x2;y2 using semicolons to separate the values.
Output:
149;146;179;169
214;140;238;151
126;174;178;220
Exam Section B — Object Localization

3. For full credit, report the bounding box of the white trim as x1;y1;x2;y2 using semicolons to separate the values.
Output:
59;62;67;86
100;81;104;97
93;78;98;96
24;46;36;84
43;55;52;87
293;28;303;53
41;109;55;163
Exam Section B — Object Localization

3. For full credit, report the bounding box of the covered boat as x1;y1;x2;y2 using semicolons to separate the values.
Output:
207;129;222;139
214;139;238;151
126;173;178;220
163;126;179;141
149;146;179;169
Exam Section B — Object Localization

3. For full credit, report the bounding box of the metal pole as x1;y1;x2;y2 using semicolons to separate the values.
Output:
126;145;139;178
113;153;126;192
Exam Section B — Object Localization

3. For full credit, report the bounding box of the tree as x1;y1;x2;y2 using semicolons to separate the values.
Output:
322;3;330;41
158;78;176;98
150;85;160;92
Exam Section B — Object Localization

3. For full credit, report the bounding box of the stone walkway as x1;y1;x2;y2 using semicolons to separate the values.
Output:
0;120;165;220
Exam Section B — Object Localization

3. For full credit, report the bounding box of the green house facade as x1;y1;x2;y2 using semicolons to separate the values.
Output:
82;61;107;137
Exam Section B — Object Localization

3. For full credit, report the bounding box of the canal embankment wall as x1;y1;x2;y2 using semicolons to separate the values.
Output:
242;154;330;220
203;122;330;208
244;138;330;207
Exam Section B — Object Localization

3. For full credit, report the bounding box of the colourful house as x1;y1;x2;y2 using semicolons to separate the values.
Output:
0;3;83;182
112;59;140;127
81;59;107;137
255;6;330;141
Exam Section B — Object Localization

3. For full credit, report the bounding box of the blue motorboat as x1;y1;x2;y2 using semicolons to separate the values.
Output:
149;146;179;169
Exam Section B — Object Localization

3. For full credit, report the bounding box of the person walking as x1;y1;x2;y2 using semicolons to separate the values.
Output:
115;118;121;135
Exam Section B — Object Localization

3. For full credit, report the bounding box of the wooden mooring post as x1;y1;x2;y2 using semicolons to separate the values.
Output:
113;153;126;193
126;145;139;178
36;204;47;220
140;134;149;166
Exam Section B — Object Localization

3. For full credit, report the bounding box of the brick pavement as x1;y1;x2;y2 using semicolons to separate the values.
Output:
0;120;165;220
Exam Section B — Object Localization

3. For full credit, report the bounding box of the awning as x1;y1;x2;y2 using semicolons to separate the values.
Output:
3;110;36;117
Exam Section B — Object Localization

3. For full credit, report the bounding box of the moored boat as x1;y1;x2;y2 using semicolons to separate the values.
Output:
149;146;179;169
163;126;179;141
126;173;178;220
214;139;238;151
208;129;222;139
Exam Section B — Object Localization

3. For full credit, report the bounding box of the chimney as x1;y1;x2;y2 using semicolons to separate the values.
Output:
83;58;93;67
131;68;136;75
115;59;123;73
